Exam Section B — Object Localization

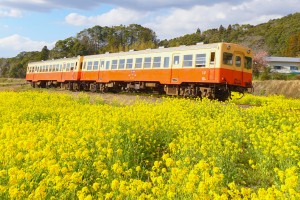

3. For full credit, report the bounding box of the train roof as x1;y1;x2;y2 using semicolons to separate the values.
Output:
28;42;250;64
28;56;81;65
84;42;222;59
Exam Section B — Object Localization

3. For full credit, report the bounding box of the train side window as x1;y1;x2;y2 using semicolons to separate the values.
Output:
196;54;206;67
66;63;71;71
173;55;180;65
235;56;241;67
135;58;143;69
93;61;99;70
59;64;62;71
87;61;93;70
144;57;152;68
111;60;118;69
46;65;49;72
126;59;133;69
74;62;77;70
210;52;215;65
118;59;125;69
164;57;170;68
63;64;66;71
223;53;233;65
245;57;252;69
101;61;105;69
71;63;75;71
183;54;193;67
105;61;110;70
153;57;161;68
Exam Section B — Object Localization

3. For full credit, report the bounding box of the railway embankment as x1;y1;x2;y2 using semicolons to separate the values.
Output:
253;80;300;99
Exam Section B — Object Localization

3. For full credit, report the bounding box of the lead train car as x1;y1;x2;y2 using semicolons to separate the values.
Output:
26;42;253;101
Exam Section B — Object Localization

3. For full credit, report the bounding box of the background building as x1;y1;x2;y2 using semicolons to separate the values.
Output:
265;57;300;74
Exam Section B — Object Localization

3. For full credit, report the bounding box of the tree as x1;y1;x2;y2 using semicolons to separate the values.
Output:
40;46;49;61
253;51;268;78
0;58;10;77
284;32;300;57
9;63;26;78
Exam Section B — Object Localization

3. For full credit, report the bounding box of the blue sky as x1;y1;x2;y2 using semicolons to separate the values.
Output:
0;0;299;58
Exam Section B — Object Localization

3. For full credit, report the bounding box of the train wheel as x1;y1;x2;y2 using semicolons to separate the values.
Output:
90;83;97;92
215;88;230;101
31;82;36;88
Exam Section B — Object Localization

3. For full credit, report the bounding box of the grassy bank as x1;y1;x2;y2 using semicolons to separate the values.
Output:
253;80;300;98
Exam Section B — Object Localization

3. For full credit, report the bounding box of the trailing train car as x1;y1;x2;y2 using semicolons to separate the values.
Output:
26;42;253;100
26;56;83;89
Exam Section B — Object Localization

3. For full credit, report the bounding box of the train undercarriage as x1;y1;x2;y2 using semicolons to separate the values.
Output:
30;80;249;101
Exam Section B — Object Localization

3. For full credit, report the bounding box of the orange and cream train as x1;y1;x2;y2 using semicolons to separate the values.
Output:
26;42;253;101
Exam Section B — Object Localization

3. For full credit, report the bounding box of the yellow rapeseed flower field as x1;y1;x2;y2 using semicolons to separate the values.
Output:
0;91;300;199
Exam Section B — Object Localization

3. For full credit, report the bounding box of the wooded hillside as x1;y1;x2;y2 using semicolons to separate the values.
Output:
1;13;299;78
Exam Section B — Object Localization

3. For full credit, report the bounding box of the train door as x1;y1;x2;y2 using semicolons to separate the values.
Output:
233;53;243;85
61;63;66;81
209;52;216;80
71;62;75;80
58;64;62;82
98;60;105;81
171;54;181;83
33;67;36;82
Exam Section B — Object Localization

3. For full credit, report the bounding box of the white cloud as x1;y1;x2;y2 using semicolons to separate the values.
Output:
0;8;22;17
0;34;55;58
65;7;143;27
144;4;232;39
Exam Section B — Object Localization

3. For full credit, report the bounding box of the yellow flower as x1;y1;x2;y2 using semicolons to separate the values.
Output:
111;179;120;191
136;166;141;172
93;183;100;191
165;158;174;167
